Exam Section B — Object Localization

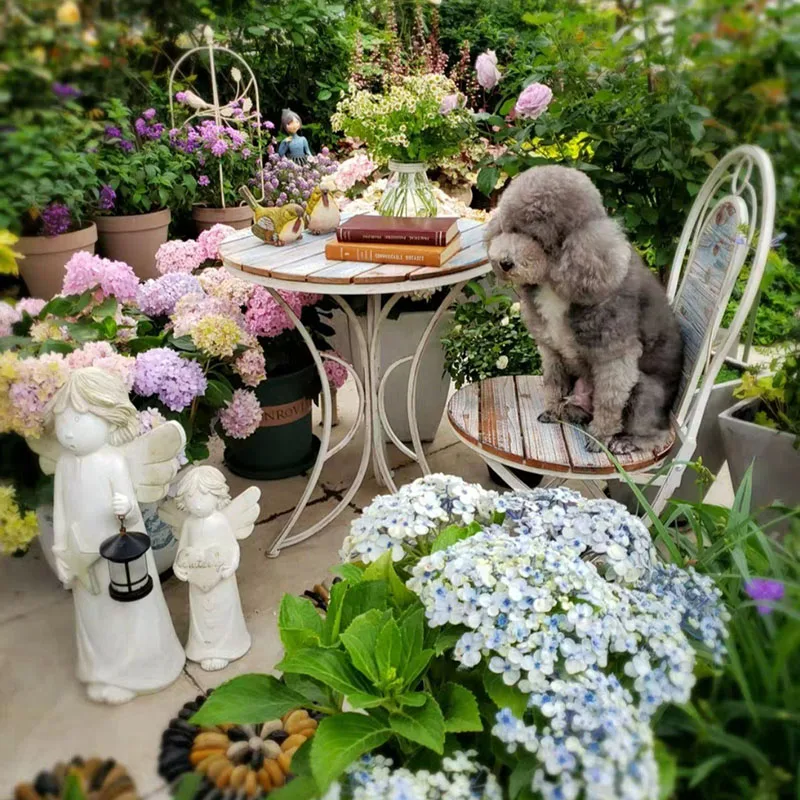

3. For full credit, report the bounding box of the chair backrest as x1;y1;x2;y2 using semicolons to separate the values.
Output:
665;145;775;441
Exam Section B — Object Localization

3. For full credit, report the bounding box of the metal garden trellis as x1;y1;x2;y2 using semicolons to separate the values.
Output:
168;26;266;208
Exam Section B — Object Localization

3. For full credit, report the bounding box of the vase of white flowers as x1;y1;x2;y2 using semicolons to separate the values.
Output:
332;74;474;218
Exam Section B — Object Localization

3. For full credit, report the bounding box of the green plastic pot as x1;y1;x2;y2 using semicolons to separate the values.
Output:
225;363;321;480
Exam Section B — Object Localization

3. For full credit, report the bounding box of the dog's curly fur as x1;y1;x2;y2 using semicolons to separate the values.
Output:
485;165;684;454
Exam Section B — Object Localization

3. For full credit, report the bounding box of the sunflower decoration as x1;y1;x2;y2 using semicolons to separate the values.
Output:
159;694;321;797
13;757;138;800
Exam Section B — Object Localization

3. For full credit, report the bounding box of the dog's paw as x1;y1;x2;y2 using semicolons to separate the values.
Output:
584;426;611;452
609;435;639;455
561;403;592;426
538;409;560;424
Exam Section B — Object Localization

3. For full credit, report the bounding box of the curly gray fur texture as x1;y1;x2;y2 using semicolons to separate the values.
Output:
485;165;684;455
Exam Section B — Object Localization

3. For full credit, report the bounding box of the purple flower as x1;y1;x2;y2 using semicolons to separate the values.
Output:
104;125;122;139
745;578;785;615
119;139;135;152
198;175;210;187
98;184;116;212
133;348;208;411
134;117;147;137
475;50;501;90
52;82;82;99
136;273;203;317
514;82;553;120
41;203;71;236
242;148;251;158
265;120;275;130
175;91;188;103
211;138;228;157
143;108;156;120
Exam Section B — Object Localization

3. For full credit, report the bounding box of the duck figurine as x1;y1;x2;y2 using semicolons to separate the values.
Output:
239;185;305;247
305;176;340;235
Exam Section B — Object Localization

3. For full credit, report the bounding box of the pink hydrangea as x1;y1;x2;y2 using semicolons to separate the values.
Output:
475;50;501;90
514;82;553;120
234;348;267;387
219;388;261;439
324;354;349;390
244;287;303;338
198;268;254;306
16;298;46;317
197;224;237;261
155;239;206;275
62;251;140;301
65;342;135;390
0;302;19;336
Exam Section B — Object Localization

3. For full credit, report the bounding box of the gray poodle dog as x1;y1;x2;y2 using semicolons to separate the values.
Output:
485;165;683;454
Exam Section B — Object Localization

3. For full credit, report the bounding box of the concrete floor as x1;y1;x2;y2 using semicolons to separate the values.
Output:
1;381;734;797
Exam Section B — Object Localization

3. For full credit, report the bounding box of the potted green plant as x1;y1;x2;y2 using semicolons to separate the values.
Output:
719;324;800;522
331;73;474;217
171;96;265;233
0;107;98;299
92;100;196;280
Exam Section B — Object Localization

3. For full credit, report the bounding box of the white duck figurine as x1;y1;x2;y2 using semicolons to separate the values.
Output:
305;175;340;235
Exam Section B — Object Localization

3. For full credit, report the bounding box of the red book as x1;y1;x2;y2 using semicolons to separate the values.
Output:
337;215;460;247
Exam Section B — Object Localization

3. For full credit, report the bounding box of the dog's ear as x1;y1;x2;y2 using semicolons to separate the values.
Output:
549;217;630;304
483;213;503;247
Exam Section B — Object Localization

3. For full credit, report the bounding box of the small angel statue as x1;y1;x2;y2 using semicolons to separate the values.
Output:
161;466;260;671
28;368;186;705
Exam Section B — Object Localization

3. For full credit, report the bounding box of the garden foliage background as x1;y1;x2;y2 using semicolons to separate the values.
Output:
2;0;798;343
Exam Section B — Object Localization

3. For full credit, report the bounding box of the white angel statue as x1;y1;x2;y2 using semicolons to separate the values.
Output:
160;466;259;671
27;367;186;705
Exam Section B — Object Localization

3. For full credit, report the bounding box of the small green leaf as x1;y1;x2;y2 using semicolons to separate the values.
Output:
347;691;388;709
389;696;445;754
172;773;203;800
39;340;74;355
655;740;678;800
362;551;416;607
340;580;389;632
62;773;87;800
403;648;434;688
279;595;323;653
330;563;364;582
440;683;483;732
323;579;349;645
277;647;376;697
190;674;307;726
484;670;529;718
206;378;234;408
311;713;391;791
477;166;500;196
340;609;389;684
92;296;118;318
170;334;197;351
268;776;319;800
431;522;480;553
376;618;404;683
395;691;429;707
509;759;536;799
432;629;462;656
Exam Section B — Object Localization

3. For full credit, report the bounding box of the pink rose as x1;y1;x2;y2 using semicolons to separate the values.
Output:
475;50;501;90
514;83;553;120
439;93;459;115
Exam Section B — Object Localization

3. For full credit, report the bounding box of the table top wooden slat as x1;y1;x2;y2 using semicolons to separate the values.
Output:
220;216;489;289
448;376;676;476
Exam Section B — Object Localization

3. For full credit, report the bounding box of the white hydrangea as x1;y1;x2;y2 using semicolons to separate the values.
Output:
323;751;502;800
340;474;498;564
492;671;659;800
496;487;658;584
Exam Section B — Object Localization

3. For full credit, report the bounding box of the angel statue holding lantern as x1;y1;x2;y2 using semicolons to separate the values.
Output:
161;466;260;671
28;367;186;705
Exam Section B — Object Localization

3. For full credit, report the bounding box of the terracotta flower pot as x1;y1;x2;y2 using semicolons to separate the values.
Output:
192;204;253;234
16;222;97;300
94;208;171;280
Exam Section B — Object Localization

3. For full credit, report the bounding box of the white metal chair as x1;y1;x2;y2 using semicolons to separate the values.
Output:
446;145;776;514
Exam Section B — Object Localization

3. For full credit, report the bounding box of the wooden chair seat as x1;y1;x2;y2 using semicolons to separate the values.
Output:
447;376;676;476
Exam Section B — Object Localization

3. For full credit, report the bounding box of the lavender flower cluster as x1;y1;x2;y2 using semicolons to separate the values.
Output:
324;751;502;800
258;144;338;206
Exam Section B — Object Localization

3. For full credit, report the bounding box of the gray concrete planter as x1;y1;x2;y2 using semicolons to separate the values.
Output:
719;397;800;520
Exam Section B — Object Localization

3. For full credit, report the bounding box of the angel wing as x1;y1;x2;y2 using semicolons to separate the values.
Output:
223;486;261;540
26;433;63;475
122;420;186;504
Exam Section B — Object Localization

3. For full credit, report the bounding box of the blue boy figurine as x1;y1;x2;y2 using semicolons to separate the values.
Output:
278;109;312;164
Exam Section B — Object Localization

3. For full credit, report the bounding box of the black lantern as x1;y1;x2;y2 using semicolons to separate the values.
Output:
99;519;154;602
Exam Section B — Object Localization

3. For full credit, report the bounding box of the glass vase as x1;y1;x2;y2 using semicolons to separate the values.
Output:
378;161;438;218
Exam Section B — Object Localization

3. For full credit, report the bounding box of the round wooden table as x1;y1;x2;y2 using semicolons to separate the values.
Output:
220;218;490;556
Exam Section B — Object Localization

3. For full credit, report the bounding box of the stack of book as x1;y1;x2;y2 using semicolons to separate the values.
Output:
325;215;461;267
